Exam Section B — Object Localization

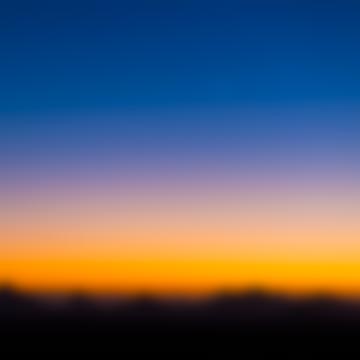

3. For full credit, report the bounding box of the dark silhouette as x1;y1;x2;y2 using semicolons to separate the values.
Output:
1;285;360;334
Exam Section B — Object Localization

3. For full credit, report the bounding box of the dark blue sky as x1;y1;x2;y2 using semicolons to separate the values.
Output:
1;0;360;112
0;0;359;177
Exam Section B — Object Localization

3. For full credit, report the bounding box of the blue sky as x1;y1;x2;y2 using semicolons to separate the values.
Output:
1;0;360;112
0;0;359;177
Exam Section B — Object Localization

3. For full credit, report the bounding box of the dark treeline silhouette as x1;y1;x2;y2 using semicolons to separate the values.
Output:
1;285;360;334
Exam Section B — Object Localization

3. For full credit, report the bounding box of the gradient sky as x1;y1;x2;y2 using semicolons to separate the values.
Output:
1;0;360;295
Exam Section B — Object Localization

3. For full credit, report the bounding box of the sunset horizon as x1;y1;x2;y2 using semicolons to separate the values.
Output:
1;1;360;303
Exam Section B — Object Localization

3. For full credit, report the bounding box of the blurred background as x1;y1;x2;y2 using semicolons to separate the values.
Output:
0;0;360;299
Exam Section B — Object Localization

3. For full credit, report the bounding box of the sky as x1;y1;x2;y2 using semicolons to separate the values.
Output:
1;0;360;296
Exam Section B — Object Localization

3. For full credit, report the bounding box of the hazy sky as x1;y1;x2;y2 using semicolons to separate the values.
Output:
1;0;360;295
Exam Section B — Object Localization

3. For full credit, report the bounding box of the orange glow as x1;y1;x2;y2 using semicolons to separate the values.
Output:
1;180;360;296
1;257;360;296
